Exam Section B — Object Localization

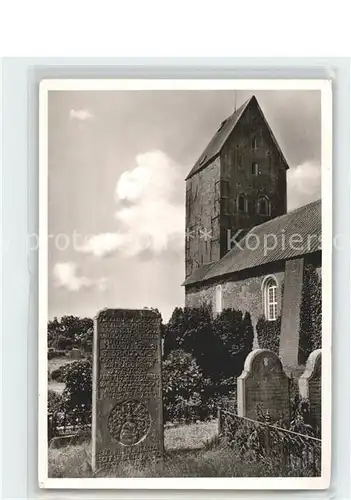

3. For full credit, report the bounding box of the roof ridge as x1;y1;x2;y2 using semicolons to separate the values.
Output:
183;198;321;286
185;96;255;180
245;198;321;235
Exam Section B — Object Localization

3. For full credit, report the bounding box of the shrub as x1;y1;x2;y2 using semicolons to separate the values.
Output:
61;360;92;416
299;265;322;363
48;389;63;413
256;315;281;353
165;306;253;382
51;365;67;382
162;349;210;423
212;310;254;378
164;306;214;355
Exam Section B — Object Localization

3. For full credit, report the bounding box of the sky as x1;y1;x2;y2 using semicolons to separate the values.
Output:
48;89;321;322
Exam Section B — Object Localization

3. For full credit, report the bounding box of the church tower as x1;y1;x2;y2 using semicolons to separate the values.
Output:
185;95;289;278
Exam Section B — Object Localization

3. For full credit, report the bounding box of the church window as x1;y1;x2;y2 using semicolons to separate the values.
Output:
263;276;278;321
215;285;223;314
257;196;271;216
251;137;257;150
237;194;248;213
252;162;259;175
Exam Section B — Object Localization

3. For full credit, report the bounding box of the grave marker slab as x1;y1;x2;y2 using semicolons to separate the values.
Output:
279;257;304;369
298;349;322;431
237;349;290;422
92;309;163;472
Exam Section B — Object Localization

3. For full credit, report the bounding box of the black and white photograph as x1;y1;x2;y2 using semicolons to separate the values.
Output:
39;79;332;488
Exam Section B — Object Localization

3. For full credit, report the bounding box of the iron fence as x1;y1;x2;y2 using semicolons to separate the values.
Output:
218;409;321;476
48;411;91;441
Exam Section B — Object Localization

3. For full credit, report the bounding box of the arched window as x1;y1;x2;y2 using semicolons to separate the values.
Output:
215;285;223;315
257;196;271;216
237;194;248;213
262;276;278;321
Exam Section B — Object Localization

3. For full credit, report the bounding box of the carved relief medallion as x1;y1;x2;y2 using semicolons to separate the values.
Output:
108;399;151;446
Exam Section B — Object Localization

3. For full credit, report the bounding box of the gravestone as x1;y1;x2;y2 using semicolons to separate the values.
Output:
298;349;322;430
237;349;290;422
92;309;163;472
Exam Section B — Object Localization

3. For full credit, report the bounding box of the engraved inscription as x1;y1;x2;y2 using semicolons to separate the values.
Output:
92;309;163;471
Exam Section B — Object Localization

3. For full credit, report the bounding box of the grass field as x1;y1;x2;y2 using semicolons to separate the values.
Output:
164;420;217;450
48;420;292;478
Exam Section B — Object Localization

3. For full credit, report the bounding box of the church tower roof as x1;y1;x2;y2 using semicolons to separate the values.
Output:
186;95;289;180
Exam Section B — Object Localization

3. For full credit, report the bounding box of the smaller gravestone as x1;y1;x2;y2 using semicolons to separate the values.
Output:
237;349;291;422
298;349;322;430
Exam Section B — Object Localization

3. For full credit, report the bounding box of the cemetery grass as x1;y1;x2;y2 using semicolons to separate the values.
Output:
49;421;297;478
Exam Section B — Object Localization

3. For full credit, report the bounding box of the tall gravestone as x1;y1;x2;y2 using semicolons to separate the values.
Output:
92;309;163;472
298;349;322;431
279;257;305;370
237;349;291;422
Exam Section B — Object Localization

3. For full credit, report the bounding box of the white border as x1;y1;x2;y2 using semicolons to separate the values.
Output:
38;79;332;490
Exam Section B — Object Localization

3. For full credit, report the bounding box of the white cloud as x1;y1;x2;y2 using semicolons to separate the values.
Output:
69;108;94;121
80;150;185;258
81;232;129;258
52;262;108;292
287;161;321;211
78;152;321;260
97;277;109;292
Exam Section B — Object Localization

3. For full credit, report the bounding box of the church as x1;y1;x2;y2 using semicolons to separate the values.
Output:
182;95;321;370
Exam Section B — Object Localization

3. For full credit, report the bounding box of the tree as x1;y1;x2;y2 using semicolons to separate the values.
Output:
212;309;254;378
163;307;185;355
47;316;94;352
163;305;224;380
47;317;64;349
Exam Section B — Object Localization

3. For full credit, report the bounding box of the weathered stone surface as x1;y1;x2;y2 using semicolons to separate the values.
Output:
298;349;322;430
279;257;305;369
185;263;285;345
237;349;290;422
185;96;288;279
92;309;163;471
185;256;321;348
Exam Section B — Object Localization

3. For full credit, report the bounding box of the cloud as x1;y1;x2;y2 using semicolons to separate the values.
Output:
287;161;321;211
52;262;108;292
69;108;94;121
80;150;185;258
77;153;321;259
